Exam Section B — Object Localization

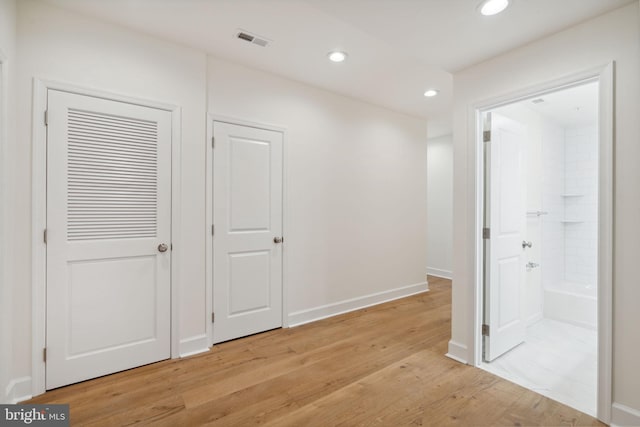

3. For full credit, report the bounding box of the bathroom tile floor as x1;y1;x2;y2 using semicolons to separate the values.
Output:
480;318;597;417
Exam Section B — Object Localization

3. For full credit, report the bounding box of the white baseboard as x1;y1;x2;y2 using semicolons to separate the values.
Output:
288;281;429;328
445;340;468;364
5;377;32;404
179;334;210;358
611;402;640;427
426;267;452;280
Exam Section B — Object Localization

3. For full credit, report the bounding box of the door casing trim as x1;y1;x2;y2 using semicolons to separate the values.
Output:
31;78;182;396
468;63;614;423
205;114;289;347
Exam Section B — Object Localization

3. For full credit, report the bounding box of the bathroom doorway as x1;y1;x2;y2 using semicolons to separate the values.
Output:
480;81;601;416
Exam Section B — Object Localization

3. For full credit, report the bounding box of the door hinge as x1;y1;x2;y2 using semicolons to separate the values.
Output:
43;348;47;362
211;137;215;148
43;229;47;244
211;312;215;323
482;324;490;336
483;130;491;143
44;110;49;126
211;225;215;236
482;227;490;239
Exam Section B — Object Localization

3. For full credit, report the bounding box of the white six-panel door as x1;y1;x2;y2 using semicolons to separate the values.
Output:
212;122;283;343
46;90;172;389
484;112;527;362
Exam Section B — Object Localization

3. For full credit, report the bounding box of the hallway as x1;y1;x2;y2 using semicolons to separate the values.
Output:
27;277;602;426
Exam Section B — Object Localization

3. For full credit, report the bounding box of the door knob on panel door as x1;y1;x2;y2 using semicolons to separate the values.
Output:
273;237;283;244
158;243;169;253
522;241;532;249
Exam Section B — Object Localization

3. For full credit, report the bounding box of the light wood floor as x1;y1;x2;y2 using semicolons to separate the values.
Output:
27;276;604;426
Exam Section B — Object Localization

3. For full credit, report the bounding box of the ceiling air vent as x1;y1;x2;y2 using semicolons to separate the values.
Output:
235;30;271;47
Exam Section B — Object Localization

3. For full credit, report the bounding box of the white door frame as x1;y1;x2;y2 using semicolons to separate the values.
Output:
205;114;289;347
469;63;614;423
31;79;182;396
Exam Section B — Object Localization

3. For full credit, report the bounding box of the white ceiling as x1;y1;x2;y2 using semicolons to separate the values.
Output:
41;0;633;135
524;81;599;128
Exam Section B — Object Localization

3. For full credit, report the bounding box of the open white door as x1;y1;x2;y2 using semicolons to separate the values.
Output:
483;112;527;362
46;90;172;389
212;122;283;344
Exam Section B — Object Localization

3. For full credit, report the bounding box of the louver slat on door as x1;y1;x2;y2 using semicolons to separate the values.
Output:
67;108;158;241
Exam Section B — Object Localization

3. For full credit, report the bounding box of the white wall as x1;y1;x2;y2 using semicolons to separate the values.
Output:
0;0;17;404
451;3;640;422
541;124;567;296
564;125;598;286
542;124;599;331
426;134;453;279
14;0;208;394
4;0;428;400
208;56;428;319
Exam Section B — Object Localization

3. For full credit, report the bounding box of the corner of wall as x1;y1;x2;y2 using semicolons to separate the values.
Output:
288;282;429;327
611;402;640;427
445;340;468;364
0;0;17;408
4;377;32;404
426;268;453;280
178;335;210;359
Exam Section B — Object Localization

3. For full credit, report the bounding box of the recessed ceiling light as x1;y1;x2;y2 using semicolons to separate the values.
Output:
328;51;347;63
424;89;439;97
479;0;510;16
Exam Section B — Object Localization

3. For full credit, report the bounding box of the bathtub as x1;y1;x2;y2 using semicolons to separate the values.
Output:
543;281;597;330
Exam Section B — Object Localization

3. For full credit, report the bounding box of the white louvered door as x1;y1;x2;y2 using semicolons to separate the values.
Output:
46;90;172;389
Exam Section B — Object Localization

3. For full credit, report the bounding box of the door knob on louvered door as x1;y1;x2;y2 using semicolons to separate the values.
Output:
273;237;283;244
158;243;168;253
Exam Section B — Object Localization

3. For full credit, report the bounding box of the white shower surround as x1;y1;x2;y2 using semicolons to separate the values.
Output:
544;283;597;330
542;123;598;330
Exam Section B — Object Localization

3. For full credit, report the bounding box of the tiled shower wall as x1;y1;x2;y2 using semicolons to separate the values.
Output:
542;124;598;288
563;125;598;286
541;126;566;288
